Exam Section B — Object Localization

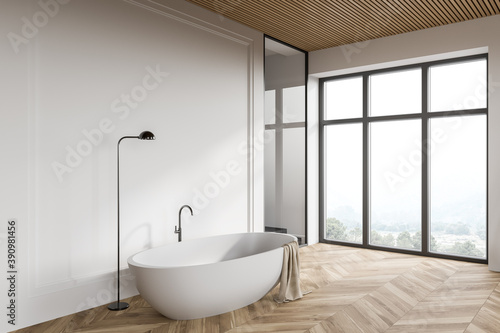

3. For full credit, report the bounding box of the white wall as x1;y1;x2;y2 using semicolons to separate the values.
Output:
0;0;263;330
308;15;500;270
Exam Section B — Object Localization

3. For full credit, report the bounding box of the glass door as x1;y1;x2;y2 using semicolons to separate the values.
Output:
264;36;307;244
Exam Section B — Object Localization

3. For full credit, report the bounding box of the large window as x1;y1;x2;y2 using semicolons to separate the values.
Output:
320;55;487;262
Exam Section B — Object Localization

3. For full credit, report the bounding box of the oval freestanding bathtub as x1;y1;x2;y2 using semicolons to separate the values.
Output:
128;232;297;320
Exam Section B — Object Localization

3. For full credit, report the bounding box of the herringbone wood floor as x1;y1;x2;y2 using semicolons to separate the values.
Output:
13;243;500;333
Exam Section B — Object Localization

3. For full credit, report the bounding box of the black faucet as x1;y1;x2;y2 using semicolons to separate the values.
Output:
175;205;193;242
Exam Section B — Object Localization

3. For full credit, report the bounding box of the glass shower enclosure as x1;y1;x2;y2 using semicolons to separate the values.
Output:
264;36;307;245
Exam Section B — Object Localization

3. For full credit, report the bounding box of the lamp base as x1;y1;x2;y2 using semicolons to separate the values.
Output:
108;301;129;311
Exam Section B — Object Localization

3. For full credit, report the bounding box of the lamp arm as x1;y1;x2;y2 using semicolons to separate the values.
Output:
118;135;140;145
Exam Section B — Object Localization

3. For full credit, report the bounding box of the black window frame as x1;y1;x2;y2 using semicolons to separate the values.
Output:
319;54;488;264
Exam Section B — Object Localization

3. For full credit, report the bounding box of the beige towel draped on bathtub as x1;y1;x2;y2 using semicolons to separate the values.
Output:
274;240;310;303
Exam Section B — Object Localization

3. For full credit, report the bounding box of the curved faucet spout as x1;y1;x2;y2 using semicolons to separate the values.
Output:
175;205;193;242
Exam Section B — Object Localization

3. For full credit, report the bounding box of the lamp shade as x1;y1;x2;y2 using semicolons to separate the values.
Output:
138;131;155;140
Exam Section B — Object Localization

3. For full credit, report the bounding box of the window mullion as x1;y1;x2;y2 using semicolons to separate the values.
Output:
363;74;369;246
422;65;429;255
319;80;325;242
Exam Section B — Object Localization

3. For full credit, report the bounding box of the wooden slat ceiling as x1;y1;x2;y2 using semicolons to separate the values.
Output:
185;0;500;52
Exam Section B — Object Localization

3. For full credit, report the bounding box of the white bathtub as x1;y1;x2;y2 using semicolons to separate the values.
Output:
128;232;297;320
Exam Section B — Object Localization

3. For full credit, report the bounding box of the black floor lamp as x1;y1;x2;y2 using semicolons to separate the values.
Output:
108;130;156;311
